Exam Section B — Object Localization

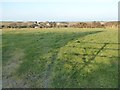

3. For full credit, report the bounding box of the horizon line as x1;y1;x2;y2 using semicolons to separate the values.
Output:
0;20;118;22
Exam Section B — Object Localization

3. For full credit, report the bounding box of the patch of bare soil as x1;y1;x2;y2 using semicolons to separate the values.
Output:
2;48;28;88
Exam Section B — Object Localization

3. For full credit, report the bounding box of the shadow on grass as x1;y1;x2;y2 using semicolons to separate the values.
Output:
2;30;104;87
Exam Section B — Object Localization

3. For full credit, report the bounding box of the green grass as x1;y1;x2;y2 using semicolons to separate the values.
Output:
2;28;118;88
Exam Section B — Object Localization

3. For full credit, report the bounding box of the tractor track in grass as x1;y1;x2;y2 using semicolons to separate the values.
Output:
42;52;58;88
2;48;28;88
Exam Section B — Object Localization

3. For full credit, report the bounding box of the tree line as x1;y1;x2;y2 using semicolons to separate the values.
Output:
0;21;118;29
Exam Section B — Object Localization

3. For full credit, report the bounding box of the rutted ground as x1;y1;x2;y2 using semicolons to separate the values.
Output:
2;28;118;88
2;48;29;88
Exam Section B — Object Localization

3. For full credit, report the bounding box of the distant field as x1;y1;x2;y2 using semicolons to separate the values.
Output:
2;28;118;88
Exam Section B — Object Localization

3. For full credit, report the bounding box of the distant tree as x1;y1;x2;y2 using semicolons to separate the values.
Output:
92;21;102;28
0;25;5;28
9;23;17;28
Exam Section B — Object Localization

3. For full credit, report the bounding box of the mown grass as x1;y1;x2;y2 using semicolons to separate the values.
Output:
2;28;118;88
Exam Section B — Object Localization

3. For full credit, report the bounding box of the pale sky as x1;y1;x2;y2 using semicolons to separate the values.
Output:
0;0;119;21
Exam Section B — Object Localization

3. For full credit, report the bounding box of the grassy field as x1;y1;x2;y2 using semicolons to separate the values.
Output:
2;28;118;88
